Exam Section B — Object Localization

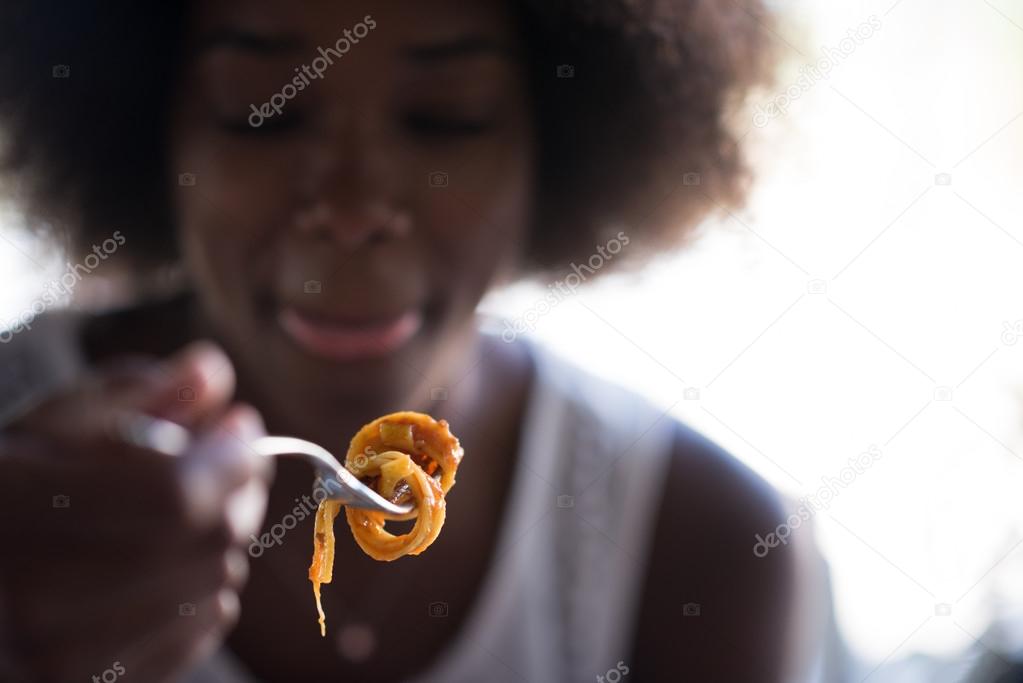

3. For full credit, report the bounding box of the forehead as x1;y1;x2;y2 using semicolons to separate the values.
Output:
187;0;518;52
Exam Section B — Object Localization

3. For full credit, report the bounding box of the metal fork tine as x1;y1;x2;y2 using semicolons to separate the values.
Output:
112;413;412;516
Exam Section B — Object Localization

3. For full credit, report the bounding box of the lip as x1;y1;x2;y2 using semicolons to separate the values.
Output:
277;307;423;362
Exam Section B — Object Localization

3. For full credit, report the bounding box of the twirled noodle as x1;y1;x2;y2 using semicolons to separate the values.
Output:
309;411;463;636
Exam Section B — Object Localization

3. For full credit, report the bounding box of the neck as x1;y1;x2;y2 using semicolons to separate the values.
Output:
228;320;485;450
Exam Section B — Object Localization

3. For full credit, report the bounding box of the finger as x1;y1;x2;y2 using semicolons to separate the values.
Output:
5;520;243;597
90;343;235;428
0;434;197;550
1;431;268;561
118;589;239;683
2;403;270;539
4;462;267;560
2;406;271;560
177;404;272;532
20;589;236;683
12;340;236;445
138;341;236;427
17;546;248;647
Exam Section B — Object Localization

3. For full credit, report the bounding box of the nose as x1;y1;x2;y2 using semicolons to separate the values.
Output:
293;199;411;248
292;114;411;248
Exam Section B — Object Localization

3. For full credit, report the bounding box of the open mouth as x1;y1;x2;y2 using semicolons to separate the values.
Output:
277;307;423;362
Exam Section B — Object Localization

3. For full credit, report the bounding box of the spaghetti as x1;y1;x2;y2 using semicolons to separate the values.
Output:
308;411;463;636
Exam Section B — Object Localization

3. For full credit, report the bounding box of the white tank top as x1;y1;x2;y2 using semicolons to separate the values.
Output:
184;338;676;682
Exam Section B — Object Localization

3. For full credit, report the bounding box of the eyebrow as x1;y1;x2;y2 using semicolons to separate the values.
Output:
402;36;514;63
196;28;304;56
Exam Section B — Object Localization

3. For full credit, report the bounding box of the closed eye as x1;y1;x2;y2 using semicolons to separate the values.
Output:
402;112;493;138
218;112;305;136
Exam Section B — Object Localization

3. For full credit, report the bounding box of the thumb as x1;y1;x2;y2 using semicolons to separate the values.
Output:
138;340;236;427
177;404;272;533
10;341;236;445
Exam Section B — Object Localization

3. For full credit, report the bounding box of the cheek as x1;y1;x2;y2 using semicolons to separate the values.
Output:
416;136;534;304
170;133;302;303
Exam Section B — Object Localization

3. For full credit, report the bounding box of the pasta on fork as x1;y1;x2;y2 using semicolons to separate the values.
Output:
308;411;463;636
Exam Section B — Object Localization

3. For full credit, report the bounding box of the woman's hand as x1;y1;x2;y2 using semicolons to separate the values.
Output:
0;342;273;683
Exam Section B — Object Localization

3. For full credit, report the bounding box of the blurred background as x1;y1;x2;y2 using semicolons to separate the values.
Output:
2;0;1022;680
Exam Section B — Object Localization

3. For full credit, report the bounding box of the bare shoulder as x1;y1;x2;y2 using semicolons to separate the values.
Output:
630;420;813;681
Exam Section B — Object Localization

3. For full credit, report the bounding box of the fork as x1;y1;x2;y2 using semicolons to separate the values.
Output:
114;411;412;515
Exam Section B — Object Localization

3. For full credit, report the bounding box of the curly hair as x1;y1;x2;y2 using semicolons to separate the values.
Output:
0;0;776;276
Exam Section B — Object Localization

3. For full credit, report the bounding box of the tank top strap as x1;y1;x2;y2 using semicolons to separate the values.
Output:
411;338;676;682
540;344;676;678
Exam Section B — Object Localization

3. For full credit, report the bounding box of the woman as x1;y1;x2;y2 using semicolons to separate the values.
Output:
0;1;818;681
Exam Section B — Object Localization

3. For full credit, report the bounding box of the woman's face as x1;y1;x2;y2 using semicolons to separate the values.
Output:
169;0;533;415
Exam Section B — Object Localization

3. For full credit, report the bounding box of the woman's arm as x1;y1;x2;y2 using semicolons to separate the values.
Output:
0;341;271;682
631;423;814;681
